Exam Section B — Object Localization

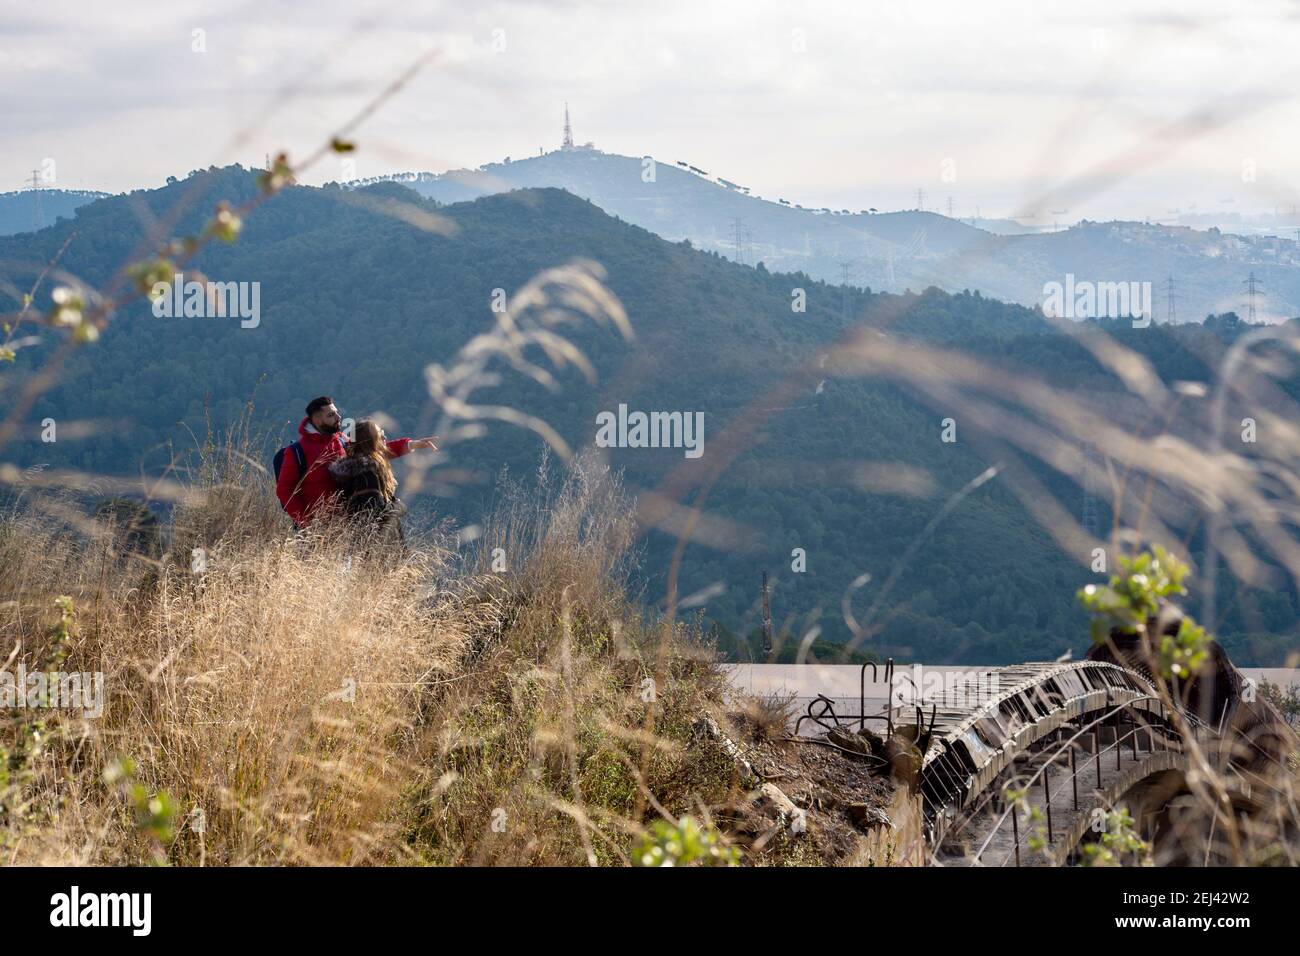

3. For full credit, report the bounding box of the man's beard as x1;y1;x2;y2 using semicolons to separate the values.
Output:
317;420;341;434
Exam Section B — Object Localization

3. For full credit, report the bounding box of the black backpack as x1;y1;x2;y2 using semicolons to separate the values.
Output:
272;441;308;483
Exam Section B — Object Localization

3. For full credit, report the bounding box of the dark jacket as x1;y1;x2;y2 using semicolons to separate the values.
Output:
327;454;405;536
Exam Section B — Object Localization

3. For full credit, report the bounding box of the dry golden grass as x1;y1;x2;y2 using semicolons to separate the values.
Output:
0;443;750;867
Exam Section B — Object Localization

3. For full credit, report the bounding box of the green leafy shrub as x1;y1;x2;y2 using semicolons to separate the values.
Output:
633;816;740;867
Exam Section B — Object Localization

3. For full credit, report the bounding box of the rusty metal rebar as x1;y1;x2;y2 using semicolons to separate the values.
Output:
1043;762;1054;843
1070;741;1078;811
1095;729;1102;788
1011;800;1021;867
1115;711;1122;770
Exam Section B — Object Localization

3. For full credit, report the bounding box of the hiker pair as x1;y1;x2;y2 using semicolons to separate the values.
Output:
273;396;437;541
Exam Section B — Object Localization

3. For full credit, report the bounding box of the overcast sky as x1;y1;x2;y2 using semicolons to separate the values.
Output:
6;0;1300;223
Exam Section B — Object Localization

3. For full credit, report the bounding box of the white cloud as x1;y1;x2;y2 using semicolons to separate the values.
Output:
2;0;1299;220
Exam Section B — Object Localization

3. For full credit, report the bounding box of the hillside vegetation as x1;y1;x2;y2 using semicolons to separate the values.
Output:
2;440;830;865
396;148;1300;321
0;189;107;237
3;166;1299;664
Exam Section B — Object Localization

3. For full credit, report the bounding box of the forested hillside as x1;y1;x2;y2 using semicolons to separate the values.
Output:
0;188;107;236
391;148;1300;322
3;165;1296;664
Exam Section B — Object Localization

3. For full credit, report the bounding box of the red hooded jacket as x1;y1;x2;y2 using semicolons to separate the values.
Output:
276;418;412;527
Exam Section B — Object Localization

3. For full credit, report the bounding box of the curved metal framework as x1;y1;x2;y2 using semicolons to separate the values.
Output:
919;655;1295;863
920;661;1173;847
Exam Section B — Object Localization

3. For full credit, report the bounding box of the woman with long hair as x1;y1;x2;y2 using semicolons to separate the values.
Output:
329;420;436;548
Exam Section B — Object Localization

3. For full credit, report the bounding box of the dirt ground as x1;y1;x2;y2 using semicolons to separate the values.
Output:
726;712;904;864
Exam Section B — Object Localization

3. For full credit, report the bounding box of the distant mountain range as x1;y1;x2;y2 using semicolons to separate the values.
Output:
2;167;1297;665
11;152;1298;324
359;148;1300;323
0;189;107;236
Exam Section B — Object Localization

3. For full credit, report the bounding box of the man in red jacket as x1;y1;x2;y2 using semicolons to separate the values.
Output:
276;396;435;528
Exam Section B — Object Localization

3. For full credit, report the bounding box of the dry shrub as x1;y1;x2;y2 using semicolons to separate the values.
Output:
734;693;797;744
3;514;467;864
1;445;744;866
401;451;741;865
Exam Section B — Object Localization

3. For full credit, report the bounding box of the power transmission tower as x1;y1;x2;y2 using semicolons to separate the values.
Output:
915;188;925;212
1081;451;1101;542
1165;276;1176;324
730;216;750;265
26;169;44;230
1243;272;1261;322
761;571;773;656
838;260;853;321
1081;487;1099;540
